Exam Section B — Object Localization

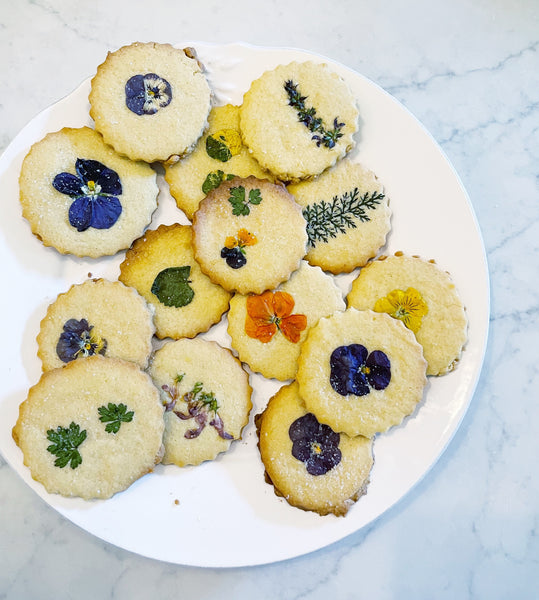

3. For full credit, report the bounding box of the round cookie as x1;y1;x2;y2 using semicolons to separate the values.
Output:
165;104;272;220
12;356;165;500
192;176;307;294
118;223;231;339
346;253;468;376
256;381;373;516
37;278;155;372
227;261;345;381
19;126;158;258
296;308;427;438
148;338;252;467
287;158;391;273
89;42;211;163
240;61;358;181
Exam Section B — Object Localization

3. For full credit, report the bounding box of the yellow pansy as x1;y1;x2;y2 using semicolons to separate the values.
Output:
374;287;428;333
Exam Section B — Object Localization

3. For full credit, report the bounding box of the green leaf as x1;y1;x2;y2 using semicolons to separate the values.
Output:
98;402;134;434
46;422;87;469
227;186;263;216
206;135;232;162
228;186;249;215
248;188;262;205
151;266;194;308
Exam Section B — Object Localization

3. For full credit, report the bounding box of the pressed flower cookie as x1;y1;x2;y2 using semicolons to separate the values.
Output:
118;223;231;339
227;261;345;381
148;338;252;467
12;355;165;500
165;104;272;220
256;381;373;516
89;42;211;163
296;308;427;438
347;253;467;376
240;61;358;181
37;278;155;372
287;158;391;273
192;176;307;294
19;126;158;258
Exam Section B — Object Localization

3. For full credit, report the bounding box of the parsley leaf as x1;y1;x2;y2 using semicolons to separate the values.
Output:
98;402;134;434
228;186;262;216
46;422;87;469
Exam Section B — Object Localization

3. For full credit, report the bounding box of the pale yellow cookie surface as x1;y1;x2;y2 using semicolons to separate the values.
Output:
37;278;155;372
227;261;345;381
12;356;165;500
148;338;252;467
192;176;307;294
89;42;211;163
165;104;271;220
287;158;391;273
19;126;158;258
257;382;373;516
119;223;231;339
347;253;468;376
240;61;358;181
296;309;427;438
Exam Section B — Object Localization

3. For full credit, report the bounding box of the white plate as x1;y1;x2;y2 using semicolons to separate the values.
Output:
0;42;489;567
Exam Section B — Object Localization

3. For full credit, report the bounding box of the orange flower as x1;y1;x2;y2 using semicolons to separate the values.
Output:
225;228;257;249
245;291;307;343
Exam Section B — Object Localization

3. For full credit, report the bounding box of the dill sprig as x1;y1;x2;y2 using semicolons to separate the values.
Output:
302;188;385;248
284;80;345;149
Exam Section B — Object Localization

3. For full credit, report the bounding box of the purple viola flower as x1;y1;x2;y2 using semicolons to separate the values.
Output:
289;413;341;476
56;318;107;363
125;73;172;115
330;344;391;397
52;158;122;232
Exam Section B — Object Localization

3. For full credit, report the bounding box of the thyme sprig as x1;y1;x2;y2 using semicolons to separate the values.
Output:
162;374;233;440
302;188;385;248
284;80;345;149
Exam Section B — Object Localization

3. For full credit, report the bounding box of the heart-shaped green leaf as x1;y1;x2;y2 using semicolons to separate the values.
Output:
151;266;194;307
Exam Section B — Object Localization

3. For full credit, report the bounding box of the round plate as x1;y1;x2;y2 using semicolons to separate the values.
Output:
0;42;489;567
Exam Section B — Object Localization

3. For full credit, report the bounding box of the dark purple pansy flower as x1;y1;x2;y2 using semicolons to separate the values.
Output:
330;344;391;397
52;158;122;232
125;73;172;115
56;318;107;363
289;413;341;476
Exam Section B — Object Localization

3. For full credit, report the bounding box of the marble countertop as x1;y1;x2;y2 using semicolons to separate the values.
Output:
1;1;538;598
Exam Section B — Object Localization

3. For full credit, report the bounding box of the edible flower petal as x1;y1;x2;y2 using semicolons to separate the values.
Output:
289;413;341;476
373;287;428;333
245;291;307;344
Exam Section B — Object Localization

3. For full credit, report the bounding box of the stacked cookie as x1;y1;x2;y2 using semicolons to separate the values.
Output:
14;43;467;516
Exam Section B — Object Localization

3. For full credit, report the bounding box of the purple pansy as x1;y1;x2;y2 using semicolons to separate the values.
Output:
289;413;341;476
52;158;122;232
56;318;107;363
330;344;391;397
125;73;172;115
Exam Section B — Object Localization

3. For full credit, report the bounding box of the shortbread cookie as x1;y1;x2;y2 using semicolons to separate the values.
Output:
89;42;211;163
227;261;345;380
37;278;155;372
256;381;373;516
165;104;271;220
192;176;307;294
148;338;252;467
287;158;391;273
240;61;358;181
19;126;158;258
347;253;467;376
296;309;427;438
119;223;231;339
12;356;165;500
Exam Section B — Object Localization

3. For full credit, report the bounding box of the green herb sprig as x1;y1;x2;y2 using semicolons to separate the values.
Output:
284;80;345;149
98;402;134;434
228;186;262;216
303;188;385;248
46;422;87;469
